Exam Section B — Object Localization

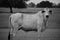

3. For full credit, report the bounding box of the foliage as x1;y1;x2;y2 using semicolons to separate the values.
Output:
0;0;60;8
56;3;60;8
0;0;29;8
27;2;36;8
36;1;53;8
0;0;10;7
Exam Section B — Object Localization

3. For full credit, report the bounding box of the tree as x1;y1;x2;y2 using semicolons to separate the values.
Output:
57;3;60;8
0;0;29;13
36;1;53;8
11;0;29;8
28;2;36;8
8;0;29;13
0;0;10;7
24;0;29;2
0;0;13;13
8;0;13;13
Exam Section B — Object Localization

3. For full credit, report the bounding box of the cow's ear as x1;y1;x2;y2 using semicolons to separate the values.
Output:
41;11;45;13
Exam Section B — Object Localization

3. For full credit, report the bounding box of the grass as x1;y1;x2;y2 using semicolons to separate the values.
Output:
0;8;60;40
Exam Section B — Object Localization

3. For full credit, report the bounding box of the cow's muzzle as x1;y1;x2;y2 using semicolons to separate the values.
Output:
46;15;49;18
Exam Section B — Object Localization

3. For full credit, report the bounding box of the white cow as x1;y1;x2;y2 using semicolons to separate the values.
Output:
8;8;52;38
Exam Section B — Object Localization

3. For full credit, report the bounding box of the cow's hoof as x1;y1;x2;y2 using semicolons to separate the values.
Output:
8;33;14;40
13;33;15;37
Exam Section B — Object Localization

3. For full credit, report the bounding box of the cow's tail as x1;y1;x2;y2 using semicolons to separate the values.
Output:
8;16;13;40
9;16;13;30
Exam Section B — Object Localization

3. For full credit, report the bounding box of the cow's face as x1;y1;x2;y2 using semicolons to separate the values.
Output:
41;8;52;19
40;8;52;32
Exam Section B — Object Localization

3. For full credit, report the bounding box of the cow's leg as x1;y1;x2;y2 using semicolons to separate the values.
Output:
37;24;42;40
10;23;18;37
12;23;18;37
37;21;47;40
10;18;23;37
37;20;42;40
40;23;46;32
8;28;14;40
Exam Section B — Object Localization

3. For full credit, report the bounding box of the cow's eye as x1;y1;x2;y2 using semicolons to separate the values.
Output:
42;11;45;13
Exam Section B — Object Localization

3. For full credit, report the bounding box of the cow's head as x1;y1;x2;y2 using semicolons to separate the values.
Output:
42;8;52;19
40;8;52;23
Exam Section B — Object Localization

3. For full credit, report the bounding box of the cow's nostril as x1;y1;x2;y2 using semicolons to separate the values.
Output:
46;15;49;18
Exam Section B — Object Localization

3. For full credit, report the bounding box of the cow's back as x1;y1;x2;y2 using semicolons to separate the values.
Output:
21;12;43;28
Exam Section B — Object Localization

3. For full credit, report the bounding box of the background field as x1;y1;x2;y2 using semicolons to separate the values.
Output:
0;8;60;40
